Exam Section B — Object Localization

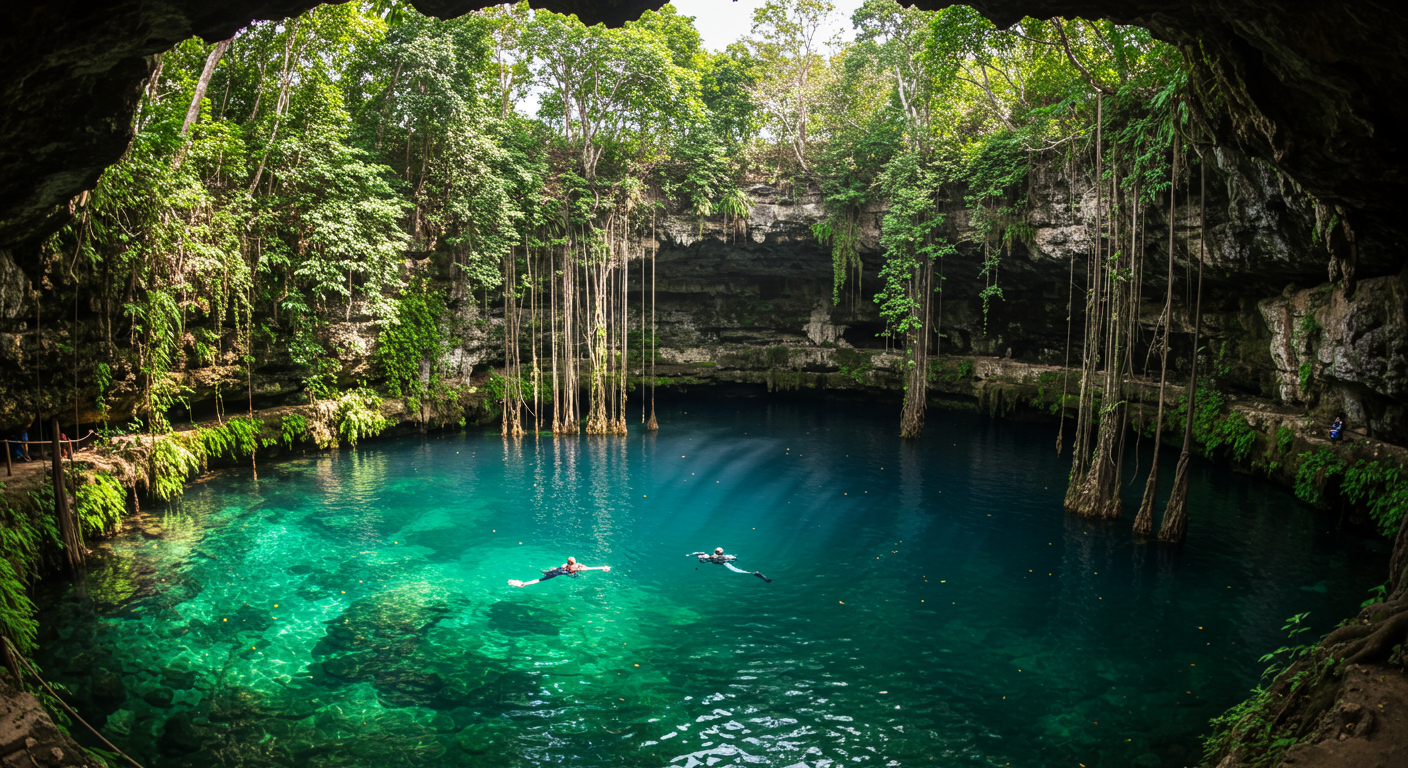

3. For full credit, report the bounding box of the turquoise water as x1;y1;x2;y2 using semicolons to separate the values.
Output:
37;400;1387;768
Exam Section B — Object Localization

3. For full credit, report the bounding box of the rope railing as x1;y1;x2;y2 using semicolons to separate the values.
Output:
2;636;147;768
3;429;99;476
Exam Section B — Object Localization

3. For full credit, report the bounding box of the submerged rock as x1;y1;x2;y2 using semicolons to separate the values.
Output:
311;584;486;709
104;708;135;737
487;602;561;636
159;712;203;755
89;668;126;705
142;687;176;708
318;586;452;654
205;687;265;723
454;722;503;754
161;667;197;690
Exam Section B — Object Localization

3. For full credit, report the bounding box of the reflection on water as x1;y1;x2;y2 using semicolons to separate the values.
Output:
36;400;1385;767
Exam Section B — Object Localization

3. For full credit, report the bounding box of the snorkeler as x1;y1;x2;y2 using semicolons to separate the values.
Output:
508;556;611;587
687;547;771;583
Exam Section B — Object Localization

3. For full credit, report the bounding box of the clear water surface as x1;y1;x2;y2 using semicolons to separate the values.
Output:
36;400;1388;768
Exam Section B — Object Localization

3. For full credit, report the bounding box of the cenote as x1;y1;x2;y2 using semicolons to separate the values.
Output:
35;400;1386;767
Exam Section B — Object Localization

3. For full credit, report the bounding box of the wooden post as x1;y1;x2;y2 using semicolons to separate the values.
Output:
50;419;82;571
4;440;10;476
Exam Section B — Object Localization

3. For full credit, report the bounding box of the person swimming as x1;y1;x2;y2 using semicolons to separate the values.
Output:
508;556;611;587
687;547;771;583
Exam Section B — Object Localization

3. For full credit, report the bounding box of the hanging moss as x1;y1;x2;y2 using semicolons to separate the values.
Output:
148;437;203;502
1293;448;1344;507
765;371;822;392
0;494;49;654
74;471;125;541
375;279;448;410
336;389;394;447
280;413;310;448
1336;459;1408;536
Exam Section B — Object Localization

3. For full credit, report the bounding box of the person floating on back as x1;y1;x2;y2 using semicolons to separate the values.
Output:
688;547;771;583
508;556;610;587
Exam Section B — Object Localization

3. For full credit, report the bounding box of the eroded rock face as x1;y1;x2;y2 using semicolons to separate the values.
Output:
0;678;97;767
1262;271;1408;440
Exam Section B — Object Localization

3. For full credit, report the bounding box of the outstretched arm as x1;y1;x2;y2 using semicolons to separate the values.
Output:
686;552;708;557
579;564;611;572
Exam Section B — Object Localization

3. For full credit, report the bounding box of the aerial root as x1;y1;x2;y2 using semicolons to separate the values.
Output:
1338;610;1408;665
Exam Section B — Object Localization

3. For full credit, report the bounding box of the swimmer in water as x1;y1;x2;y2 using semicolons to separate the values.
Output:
508;556;611;587
687;547;771;583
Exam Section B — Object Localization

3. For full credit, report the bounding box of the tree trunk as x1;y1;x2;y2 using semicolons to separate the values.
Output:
180;37;233;138
1066;96;1104;507
1134;146;1180;535
1070;109;1127;520
1159;159;1207;544
899;258;930;438
248;20;298;194
50;419;82;572
646;217;658;431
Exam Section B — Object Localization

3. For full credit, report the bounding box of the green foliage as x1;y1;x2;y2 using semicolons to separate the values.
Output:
1204;405;1257;464
0;495;43;654
286;313;340;400
1297;313;1322;341
195;416;268;463
94;362;113;423
336;388;393;447
75;472;126;540
874;150;953;340
832;347;874;384
148;436;203;502
280;413;310;448
1202;613;1329;768
928;356;975;383
1340;459;1408;536
1275;426;1295;457
0;555;38;656
375;279;448;405
1293;448;1344;507
1298;360;1314;393
482;371;507;404
813;212;863;304
1170;386;1258;463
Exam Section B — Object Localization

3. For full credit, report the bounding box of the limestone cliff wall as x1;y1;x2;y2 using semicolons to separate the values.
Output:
2;146;1405;446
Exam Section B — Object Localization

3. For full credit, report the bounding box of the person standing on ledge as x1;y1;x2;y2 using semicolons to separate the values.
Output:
688;547;771;583
508;556;610;587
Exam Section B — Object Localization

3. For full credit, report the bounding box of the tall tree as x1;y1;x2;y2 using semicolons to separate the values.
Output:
744;0;837;176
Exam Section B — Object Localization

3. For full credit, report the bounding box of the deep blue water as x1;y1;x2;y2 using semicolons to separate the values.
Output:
36;399;1388;768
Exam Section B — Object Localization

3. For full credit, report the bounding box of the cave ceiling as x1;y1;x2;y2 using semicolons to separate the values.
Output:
2;0;1405;279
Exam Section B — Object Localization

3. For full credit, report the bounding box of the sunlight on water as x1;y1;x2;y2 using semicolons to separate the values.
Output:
37;400;1387;767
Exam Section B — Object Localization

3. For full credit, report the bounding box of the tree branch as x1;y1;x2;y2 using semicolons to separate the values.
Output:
1055;20;1117;96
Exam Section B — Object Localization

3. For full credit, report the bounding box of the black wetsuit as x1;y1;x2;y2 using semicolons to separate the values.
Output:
689;552;771;583
539;565;579;581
